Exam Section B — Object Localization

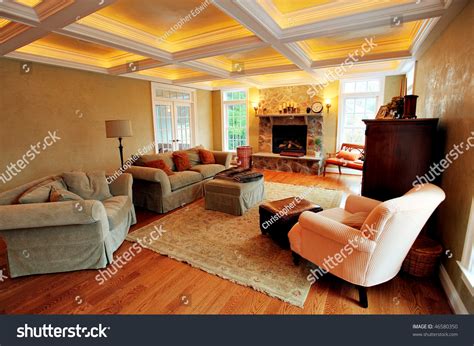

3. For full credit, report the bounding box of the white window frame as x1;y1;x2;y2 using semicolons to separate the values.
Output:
457;196;474;296
337;77;385;149
151;82;197;152
406;63;416;95
221;88;249;152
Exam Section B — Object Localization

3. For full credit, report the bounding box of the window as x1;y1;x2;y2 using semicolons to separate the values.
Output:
458;197;474;296
406;64;415;95
338;78;384;147
151;83;195;153
222;89;248;151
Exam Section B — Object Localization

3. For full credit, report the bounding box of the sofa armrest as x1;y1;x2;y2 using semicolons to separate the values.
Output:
299;211;376;253
212;151;232;168
0;200;106;231
344;195;381;214
107;173;133;198
125;166;172;195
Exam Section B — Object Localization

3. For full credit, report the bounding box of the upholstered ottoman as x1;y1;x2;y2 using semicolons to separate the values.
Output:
259;197;322;248
204;177;264;216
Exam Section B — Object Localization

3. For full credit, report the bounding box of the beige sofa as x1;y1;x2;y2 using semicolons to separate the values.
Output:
127;150;232;213
0;173;136;277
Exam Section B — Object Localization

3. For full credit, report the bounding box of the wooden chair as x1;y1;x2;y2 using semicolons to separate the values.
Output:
323;143;365;176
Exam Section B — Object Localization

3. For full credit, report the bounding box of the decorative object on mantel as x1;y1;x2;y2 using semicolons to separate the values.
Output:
311;101;323;114
306;107;311;114
403;95;419;119
279;101;300;114
325;98;331;114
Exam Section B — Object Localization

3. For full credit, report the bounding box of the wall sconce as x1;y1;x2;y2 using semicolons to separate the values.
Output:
252;102;259;115
325;98;331;114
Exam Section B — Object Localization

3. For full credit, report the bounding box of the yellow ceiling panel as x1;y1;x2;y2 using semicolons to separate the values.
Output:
14;0;42;7
16;33;146;68
89;0;253;45
0;18;11;29
301;21;422;60
272;0;332;14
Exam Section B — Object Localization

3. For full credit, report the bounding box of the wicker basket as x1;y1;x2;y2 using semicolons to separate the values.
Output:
402;235;443;277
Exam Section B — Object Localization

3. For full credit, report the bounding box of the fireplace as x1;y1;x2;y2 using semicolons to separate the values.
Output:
272;125;307;156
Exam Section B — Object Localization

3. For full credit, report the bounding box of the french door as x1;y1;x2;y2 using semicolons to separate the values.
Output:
153;101;193;152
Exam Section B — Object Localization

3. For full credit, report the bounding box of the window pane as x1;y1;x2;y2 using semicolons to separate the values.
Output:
345;99;355;113
355;81;367;92
367;80;380;92
344;82;355;93
355;98;365;113
366;97;376;113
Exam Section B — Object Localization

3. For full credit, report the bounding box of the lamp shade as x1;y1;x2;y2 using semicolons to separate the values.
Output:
105;120;133;138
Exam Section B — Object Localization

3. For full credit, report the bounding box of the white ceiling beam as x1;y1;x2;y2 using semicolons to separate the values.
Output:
173;36;268;62
278;0;450;43
229;63;300;77
107;58;169;75
0;0;117;55
213;0;319;82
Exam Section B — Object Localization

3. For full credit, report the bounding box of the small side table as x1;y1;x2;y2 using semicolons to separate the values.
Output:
259;197;322;248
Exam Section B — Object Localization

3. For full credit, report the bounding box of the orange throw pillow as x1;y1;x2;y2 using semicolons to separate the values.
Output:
199;149;215;164
172;152;191;171
144;159;174;176
336;150;361;161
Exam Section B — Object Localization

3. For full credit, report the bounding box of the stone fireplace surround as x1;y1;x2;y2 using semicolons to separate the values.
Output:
252;114;324;175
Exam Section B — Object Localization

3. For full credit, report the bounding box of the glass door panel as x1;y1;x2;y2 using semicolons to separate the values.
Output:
174;103;192;150
154;102;174;152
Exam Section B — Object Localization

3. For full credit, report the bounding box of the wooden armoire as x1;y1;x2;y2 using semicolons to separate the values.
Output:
361;119;439;201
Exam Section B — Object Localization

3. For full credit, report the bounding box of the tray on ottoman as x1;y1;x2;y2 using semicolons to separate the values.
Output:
259;197;322;248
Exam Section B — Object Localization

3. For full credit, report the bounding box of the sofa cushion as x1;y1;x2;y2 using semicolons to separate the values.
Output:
172;151;192;171
18;177;66;204
190;164;225;179
144;159;174;176
49;186;83;202
199;149;215;164
102;195;131;229
62;171;112;201
168;171;202;191
139;153;175;171
184;147;202;167
336;150;361;161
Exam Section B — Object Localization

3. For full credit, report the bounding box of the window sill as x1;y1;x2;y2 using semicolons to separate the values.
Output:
457;261;474;297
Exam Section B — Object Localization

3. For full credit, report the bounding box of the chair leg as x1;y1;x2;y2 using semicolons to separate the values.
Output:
338;165;342;174
357;285;368;308
292;252;301;266
323;164;326;176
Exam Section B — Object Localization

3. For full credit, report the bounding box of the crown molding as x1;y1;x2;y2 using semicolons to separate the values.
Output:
0;0;39;26
311;50;412;69
107;58;169;75
229;63;299;77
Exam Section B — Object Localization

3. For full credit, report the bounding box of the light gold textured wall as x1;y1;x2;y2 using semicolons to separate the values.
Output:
0;58;213;193
211;90;222;150
415;1;473;313
383;74;405;104
195;89;213;149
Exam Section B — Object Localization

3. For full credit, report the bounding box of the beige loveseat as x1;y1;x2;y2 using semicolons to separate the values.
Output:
0;173;136;277
126;150;232;213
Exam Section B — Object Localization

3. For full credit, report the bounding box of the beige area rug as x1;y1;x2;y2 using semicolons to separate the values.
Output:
126;182;343;308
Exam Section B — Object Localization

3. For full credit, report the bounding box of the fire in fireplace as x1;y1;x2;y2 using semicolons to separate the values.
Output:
272;125;307;156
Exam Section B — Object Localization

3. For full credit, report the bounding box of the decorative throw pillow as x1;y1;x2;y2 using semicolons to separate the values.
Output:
199;149;215;164
172;152;192;171
62;171;112;201
49;186;83;202
336;150;361;161
341;212;369;229
184;145;203;166
18;177;67;204
144;159;174;176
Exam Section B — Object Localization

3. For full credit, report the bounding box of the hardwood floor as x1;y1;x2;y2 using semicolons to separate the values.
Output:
0;171;452;314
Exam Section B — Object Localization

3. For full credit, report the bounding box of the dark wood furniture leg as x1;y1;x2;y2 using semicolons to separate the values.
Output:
338;165;342;174
357;285;368;308
292;252;301;265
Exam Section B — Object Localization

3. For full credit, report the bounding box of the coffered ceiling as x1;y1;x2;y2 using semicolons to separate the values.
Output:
0;0;459;89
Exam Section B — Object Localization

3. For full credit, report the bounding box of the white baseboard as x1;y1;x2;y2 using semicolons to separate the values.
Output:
439;264;468;314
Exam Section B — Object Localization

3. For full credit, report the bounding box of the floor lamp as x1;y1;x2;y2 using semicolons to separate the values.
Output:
105;120;133;168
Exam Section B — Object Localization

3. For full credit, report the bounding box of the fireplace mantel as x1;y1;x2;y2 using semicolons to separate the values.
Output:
257;113;322;125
